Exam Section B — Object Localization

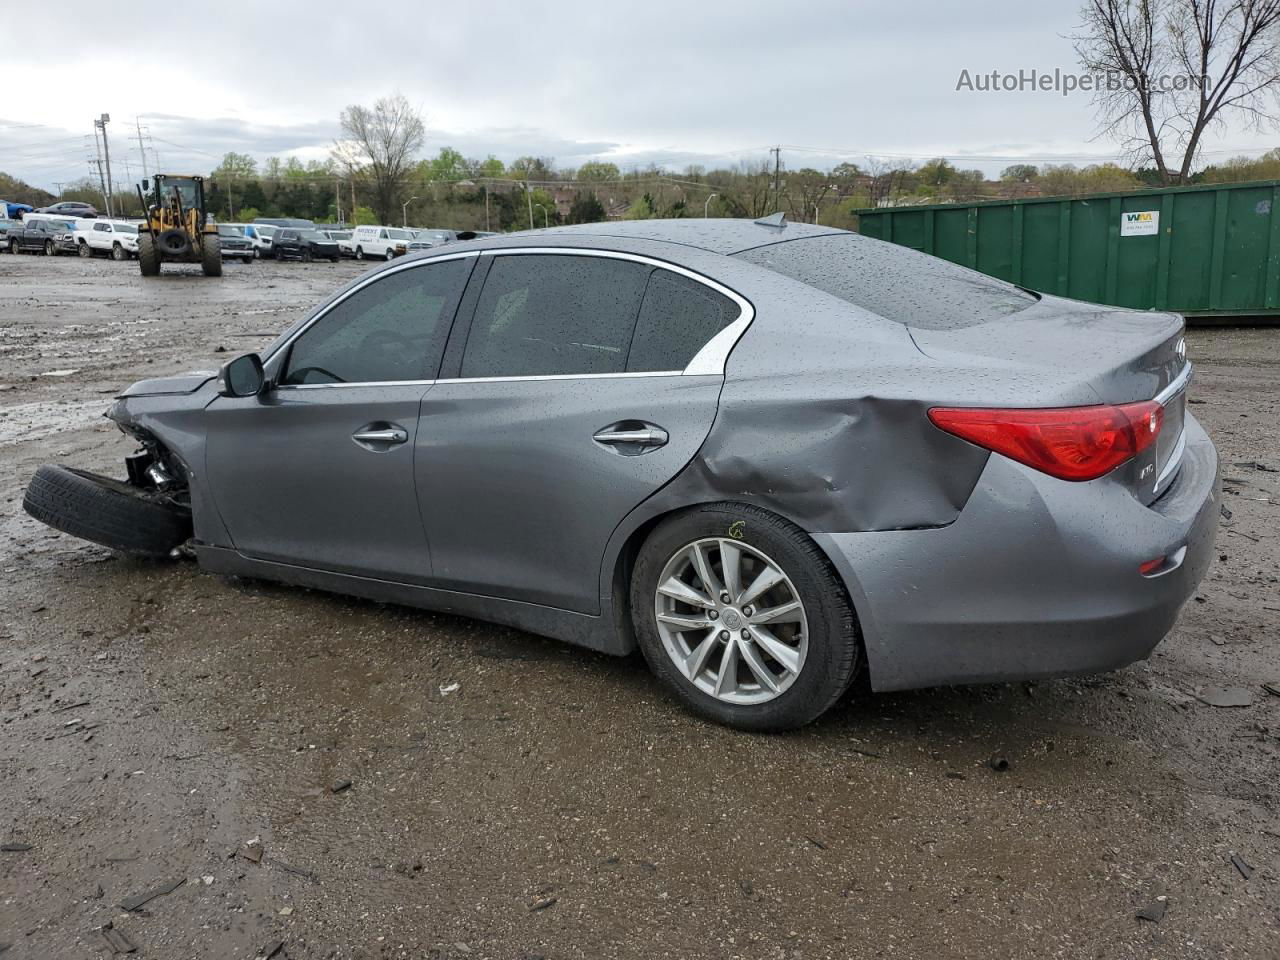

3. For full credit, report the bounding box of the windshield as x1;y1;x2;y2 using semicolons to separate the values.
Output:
218;225;245;237
329;231;351;240
256;225;277;238
387;228;413;240
300;230;325;240
160;178;201;210
113;223;138;234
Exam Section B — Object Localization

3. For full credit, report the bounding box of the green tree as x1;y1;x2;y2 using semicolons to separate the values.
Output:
423;147;468;181
577;160;620;182
567;192;606;224
625;193;657;220
1000;163;1039;183
475;155;505;179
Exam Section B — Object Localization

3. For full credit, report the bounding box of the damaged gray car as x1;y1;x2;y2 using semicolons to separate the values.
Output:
23;218;1220;730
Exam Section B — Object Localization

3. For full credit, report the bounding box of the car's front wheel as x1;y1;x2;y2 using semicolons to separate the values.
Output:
78;241;92;258
45;240;56;256
630;503;861;731
111;242;126;261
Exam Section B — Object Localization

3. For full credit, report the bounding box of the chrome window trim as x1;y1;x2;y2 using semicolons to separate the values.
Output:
265;245;755;390
477;246;754;378
275;370;690;391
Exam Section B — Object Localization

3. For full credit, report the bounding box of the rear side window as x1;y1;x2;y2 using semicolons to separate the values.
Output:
282;259;470;385
627;271;737;372
461;254;650;377
735;234;1036;330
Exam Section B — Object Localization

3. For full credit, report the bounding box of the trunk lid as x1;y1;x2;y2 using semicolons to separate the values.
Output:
910;295;1189;504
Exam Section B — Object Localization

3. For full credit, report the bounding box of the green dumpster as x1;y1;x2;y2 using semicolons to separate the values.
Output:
853;179;1280;321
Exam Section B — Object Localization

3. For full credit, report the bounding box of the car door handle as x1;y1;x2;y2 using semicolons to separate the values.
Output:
352;426;408;444
593;425;669;447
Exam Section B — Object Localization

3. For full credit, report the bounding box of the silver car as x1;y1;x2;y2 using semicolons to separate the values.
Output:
23;218;1219;730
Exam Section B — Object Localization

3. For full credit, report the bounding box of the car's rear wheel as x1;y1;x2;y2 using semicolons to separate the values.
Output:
630;503;861;731
23;465;192;559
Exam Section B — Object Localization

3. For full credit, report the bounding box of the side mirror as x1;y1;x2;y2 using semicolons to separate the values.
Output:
218;353;266;398
141;179;149;192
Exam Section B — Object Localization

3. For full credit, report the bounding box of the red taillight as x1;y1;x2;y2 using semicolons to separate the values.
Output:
928;401;1164;481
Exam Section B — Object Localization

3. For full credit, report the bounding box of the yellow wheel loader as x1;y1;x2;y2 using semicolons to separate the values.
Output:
135;175;221;277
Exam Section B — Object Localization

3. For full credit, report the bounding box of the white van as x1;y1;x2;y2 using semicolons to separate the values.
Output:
349;225;413;261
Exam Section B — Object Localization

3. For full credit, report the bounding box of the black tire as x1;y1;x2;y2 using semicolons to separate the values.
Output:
45;240;56;256
138;233;160;276
111;242;125;261
7;239;17;255
78;241;92;258
355;246;365;260
201;234;222;276
330;256;339;263
23;465;191;559
156;229;190;257
630;503;862;731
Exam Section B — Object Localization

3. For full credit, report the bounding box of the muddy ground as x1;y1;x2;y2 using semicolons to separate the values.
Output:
0;253;1277;960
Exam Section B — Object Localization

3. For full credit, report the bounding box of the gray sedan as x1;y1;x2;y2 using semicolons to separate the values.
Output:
23;217;1219;730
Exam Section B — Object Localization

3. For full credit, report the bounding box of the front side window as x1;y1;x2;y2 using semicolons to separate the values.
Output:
281;259;471;385
95;223;110;232
460;254;650;378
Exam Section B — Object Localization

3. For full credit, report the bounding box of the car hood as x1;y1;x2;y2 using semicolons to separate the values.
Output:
118;371;216;397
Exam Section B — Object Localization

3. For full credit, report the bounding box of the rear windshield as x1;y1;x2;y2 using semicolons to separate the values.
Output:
735;234;1037;330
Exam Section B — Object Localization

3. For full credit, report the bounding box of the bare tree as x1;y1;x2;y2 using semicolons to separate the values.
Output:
334;93;426;224
1075;0;1280;183
863;157;915;207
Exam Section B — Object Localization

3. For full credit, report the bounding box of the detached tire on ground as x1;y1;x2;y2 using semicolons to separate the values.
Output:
23;465;191;559
630;502;863;731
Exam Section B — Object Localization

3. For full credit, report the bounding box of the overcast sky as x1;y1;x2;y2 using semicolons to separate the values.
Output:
3;0;1276;192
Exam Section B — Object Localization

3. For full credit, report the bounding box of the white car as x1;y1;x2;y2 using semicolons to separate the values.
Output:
75;220;139;260
349;225;413;260
224;223;276;258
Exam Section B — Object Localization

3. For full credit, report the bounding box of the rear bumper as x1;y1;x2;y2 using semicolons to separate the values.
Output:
816;413;1220;691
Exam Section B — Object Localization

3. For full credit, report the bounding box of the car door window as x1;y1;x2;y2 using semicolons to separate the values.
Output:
460;254;651;378
281;259;471;385
627;270;739;372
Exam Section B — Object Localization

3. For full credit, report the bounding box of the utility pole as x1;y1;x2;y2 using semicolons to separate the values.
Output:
335;179;342;225
769;146;782;213
95;114;114;218
133;117;149;182
91;124;110;213
526;180;535;230
484;184;490;231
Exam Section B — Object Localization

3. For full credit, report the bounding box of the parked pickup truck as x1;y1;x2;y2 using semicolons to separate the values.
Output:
75;220;139;260
6;218;78;255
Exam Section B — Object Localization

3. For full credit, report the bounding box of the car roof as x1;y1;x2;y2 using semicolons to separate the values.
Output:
509;217;849;255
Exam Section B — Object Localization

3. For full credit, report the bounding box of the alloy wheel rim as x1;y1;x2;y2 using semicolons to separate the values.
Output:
654;537;808;705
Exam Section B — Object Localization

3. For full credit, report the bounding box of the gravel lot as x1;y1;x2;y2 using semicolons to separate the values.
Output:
0;254;1277;960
